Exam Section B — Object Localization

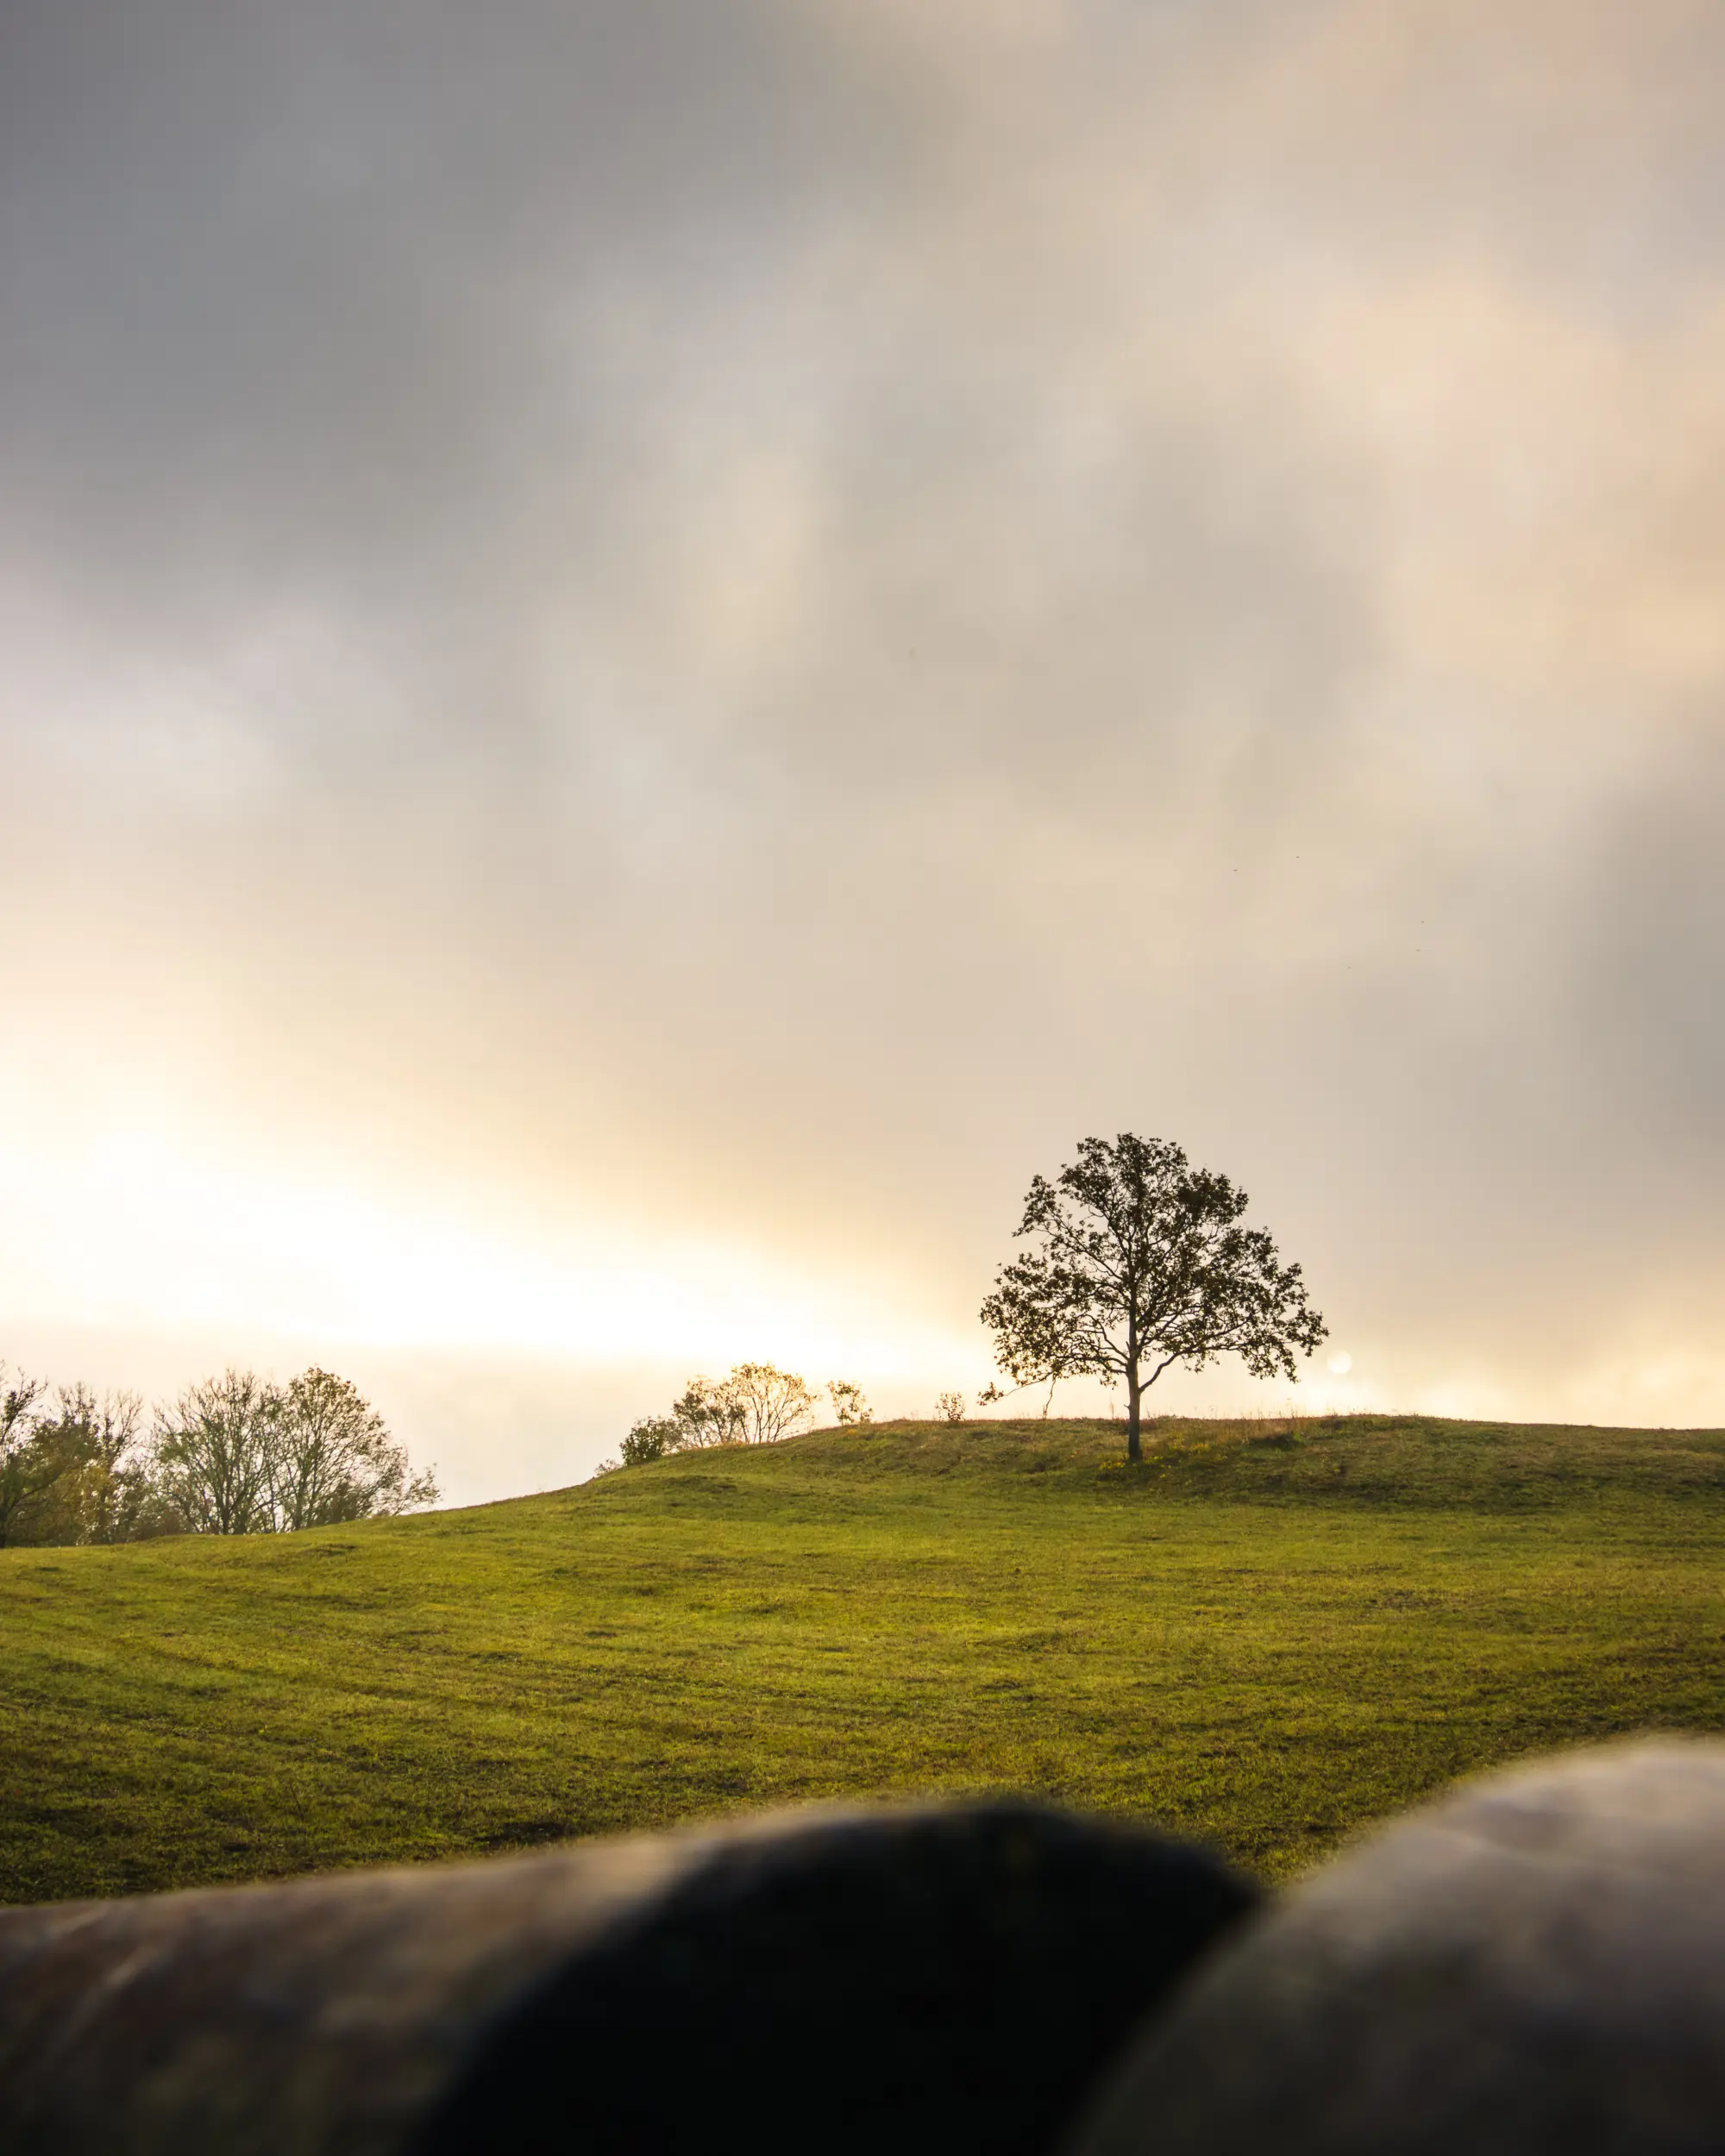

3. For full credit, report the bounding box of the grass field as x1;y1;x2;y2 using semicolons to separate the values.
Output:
2;1413;1721;1904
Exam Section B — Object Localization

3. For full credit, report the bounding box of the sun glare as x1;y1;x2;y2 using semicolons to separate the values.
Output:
0;1112;950;1380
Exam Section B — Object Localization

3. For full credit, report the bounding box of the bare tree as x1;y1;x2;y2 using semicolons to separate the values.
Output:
268;1368;438;1529
724;1363;817;1445
154;1368;436;1533
981;1133;1327;1463
152;1369;280;1534
628;1363;822;1463
670;1376;748;1449
828;1380;872;1426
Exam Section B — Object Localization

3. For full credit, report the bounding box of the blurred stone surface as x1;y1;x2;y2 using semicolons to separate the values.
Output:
0;1799;1255;2156
1065;1740;1725;2156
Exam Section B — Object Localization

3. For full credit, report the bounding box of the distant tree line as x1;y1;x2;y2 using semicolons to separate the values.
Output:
0;1362;438;1548
615;1364;869;1468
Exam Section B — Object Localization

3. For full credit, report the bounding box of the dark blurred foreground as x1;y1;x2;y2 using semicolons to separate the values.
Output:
0;1743;1720;2156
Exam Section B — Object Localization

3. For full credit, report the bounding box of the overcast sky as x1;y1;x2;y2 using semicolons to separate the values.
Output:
4;0;1723;1498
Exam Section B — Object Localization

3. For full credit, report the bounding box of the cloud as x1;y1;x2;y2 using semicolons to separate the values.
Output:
3;0;1725;1480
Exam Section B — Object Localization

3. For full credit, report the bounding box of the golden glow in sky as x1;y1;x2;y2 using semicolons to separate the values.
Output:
5;1;1725;1495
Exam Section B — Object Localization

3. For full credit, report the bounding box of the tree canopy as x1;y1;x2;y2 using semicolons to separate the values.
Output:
980;1132;1327;1461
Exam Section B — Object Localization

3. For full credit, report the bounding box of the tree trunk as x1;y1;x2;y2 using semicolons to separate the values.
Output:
1126;1371;1142;1464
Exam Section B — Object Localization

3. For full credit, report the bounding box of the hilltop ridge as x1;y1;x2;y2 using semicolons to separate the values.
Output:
589;1411;1725;1508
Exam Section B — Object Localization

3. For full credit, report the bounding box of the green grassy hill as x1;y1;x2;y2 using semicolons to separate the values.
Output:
3;1413;1721;1903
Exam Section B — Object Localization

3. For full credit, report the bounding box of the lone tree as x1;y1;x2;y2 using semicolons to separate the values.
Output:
980;1133;1327;1463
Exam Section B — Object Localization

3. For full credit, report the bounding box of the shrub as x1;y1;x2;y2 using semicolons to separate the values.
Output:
620;1416;682;1466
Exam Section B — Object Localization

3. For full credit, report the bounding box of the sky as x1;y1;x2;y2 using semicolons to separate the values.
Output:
3;0;1724;1501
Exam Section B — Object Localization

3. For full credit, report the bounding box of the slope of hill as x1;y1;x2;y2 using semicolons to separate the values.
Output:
2;1413;1721;1903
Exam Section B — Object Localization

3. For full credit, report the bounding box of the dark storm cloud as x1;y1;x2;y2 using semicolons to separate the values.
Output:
0;0;850;595
1577;728;1725;1155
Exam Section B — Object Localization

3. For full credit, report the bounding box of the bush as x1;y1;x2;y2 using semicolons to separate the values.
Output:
621;1416;682;1466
